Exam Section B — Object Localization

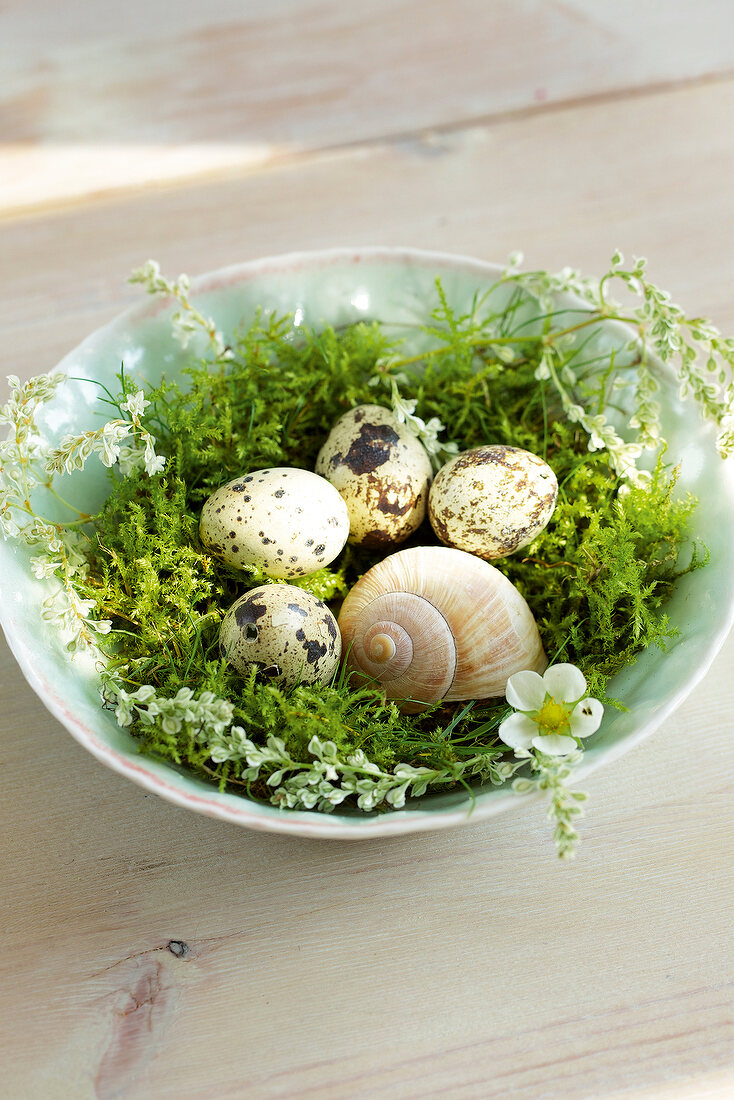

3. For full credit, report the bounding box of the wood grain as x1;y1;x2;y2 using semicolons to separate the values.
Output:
2;47;734;1100
4;0;734;214
2;628;734;1099
4;76;734;380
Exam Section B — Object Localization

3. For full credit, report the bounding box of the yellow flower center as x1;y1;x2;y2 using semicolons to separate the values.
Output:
534;697;572;736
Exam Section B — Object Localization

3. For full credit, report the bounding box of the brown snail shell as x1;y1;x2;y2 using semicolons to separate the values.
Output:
338;546;547;712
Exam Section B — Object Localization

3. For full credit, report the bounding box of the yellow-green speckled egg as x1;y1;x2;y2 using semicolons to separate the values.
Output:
428;445;557;560
220;584;341;687
200;468;350;579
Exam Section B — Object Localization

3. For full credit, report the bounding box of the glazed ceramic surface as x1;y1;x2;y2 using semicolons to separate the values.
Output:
2;248;733;838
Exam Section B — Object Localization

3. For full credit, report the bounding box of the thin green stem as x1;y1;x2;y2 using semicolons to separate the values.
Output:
43;484;91;520
386;311;641;372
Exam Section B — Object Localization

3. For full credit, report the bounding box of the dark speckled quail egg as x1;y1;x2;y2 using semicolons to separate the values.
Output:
200;467;350;579
220;584;341;687
428;445;558;560
315;404;432;548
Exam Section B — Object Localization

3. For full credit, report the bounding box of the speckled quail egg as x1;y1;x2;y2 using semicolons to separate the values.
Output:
315;404;433;548
220;584;341;687
428;445;558;559
200;468;350;579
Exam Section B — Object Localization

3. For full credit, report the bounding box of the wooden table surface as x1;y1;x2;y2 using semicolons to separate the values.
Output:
3;3;734;1097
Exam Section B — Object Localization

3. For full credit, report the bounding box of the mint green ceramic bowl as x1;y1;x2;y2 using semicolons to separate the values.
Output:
2;248;733;837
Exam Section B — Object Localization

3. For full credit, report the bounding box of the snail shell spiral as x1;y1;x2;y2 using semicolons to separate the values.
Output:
338;546;547;712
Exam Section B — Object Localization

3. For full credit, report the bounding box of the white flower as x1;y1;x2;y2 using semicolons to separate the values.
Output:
498;663;603;757
45;420;134;475
113;691;135;727
388;378;458;468
142;433;166;476
121;390;150;419
0;495;21;539
99;421;132;467
31;554;63;579
129;259;166;295
116;432;166;478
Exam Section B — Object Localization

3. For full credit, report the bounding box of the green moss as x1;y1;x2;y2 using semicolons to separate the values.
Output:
78;293;703;790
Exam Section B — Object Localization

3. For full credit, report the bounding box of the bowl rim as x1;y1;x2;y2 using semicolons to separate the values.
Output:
3;244;734;839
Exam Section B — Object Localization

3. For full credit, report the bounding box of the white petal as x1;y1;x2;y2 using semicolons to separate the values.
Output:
542;663;587;703
498;713;537;750
532;733;578;756
505;670;546;711
569;697;604;738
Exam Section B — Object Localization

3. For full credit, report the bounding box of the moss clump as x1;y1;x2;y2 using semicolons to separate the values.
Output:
77;287;702;789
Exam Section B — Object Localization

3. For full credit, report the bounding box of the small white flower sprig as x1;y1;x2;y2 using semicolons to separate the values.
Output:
103;660;593;853
366;366;459;470
501;255;651;487
45;390;166;480
129;260;234;361
387;375;459;470
0;372;117;652
504;250;734;479
500;662;603;859
377;250;733;488
0;371;66;542
35;525;113;653
102;675;235;738
222;733;520;812
101;670;523;812
0;369;168;653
